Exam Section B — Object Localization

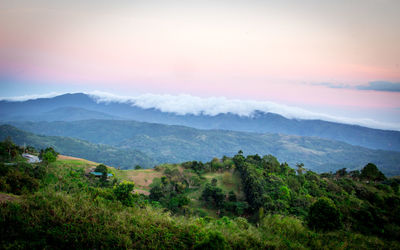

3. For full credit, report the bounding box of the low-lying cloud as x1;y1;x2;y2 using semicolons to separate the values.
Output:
89;91;400;131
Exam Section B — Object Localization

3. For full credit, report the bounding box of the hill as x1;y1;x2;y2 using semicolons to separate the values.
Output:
7;120;400;176
1;93;399;151
0;124;155;169
1;143;400;249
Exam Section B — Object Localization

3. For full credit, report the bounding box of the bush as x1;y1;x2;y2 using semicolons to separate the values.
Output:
113;181;135;206
95;164;108;174
195;231;227;250
307;197;342;231
39;147;59;163
360;163;386;182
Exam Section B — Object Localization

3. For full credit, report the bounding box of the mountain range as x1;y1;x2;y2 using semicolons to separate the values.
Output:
1;93;399;151
3;120;400;176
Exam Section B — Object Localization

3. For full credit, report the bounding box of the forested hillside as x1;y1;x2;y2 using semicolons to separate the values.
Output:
0;125;155;169
1;139;400;249
8;120;400;175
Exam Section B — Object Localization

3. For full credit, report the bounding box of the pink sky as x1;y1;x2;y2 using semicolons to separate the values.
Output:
1;0;400;127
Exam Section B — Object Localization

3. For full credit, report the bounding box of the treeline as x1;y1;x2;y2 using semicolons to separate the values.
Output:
149;150;400;241
232;151;400;240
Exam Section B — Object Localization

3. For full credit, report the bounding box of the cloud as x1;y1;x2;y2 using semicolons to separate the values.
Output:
90;91;325;117
356;81;400;92
89;91;400;131
0;92;62;101
312;82;351;89
315;81;400;92
1;90;399;130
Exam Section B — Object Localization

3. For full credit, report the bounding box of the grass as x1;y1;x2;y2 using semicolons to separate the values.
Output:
116;169;163;191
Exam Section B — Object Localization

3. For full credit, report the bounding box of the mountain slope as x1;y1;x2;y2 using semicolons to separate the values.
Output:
1;93;399;151
41;107;119;121
8;120;400;175
0;124;155;169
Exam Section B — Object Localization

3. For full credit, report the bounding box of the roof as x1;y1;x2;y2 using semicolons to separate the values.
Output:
90;172;113;177
22;153;41;163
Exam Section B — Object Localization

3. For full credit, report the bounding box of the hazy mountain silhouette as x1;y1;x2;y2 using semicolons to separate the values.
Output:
1;93;399;151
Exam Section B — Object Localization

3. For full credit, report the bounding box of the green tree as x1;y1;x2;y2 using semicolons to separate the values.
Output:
134;165;142;170
39;147;58;163
113;181;135;206
360;163;386;182
307;197;342;231
0;137;20;161
195;231;227;250
95;164;108;181
262;154;280;172
201;184;225;208
95;164;108;174
42;151;56;163
228;191;237;202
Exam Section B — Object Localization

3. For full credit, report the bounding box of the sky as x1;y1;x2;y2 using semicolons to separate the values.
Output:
1;0;400;129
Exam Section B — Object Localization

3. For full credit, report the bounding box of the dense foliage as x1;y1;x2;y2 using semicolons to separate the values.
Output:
307;197;342;231
1;139;400;249
0;139;45;195
232;151;400;240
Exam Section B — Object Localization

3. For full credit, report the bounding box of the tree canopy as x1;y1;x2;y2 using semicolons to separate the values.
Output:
307;197;342;231
361;163;386;182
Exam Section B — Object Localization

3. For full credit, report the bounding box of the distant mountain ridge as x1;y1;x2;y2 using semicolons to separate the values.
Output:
1;93;399;151
6;120;400;176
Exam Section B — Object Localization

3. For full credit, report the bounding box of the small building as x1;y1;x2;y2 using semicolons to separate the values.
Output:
22;153;41;163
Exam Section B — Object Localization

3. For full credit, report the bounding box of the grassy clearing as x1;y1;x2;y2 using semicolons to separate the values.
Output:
55;156;162;193
117;169;163;190
203;170;245;200
57;155;98;165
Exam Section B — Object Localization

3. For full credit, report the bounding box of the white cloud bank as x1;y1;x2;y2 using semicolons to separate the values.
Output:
88;91;400;131
1;91;399;131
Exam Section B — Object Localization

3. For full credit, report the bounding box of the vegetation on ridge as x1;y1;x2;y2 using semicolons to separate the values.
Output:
1;138;400;249
7;120;400;175
0;124;156;169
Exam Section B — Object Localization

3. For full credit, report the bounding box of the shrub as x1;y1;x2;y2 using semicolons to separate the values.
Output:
40;147;59;163
195;231;227;250
113;181;135;206
307;197;342;231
